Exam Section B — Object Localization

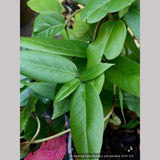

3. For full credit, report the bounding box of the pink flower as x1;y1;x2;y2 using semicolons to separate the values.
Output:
24;135;67;160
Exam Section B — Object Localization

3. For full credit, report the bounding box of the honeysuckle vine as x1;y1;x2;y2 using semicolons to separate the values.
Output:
20;0;140;159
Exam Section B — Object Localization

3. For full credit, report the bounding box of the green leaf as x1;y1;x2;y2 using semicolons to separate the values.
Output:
52;97;71;119
20;50;77;83
81;0;135;23
20;95;38;134
121;119;139;129
87;21;112;68
105;56;140;97
27;0;63;14
20;87;34;106
32;11;65;38
73;0;89;5
125;0;140;39
124;92;140;117
70;83;104;157
27;82;57;100
104;20;127;60
54;78;80;105
20;37;88;58
87;20;126;69
93;74;105;94
73;12;92;41
81;63;114;81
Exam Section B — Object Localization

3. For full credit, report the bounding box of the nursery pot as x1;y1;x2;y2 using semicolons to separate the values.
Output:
20;0;35;26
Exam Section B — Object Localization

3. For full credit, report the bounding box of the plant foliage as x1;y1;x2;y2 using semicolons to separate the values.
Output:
20;0;140;159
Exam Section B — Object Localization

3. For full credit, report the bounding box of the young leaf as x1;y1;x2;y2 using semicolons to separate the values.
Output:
20;37;88;58
27;82;57;100
27;0;63;14
81;0;135;23
105;56;140;97
20;50;77;83
81;63;114;81
104;20;127;60
54;78;80;105
125;0;140;39
20;95;38;134
52;97;71;120
70;82;104;157
32;11;65;38
73;12;92;41
124;92;140;117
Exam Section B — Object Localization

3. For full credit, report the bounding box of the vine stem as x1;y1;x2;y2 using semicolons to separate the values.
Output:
65;9;82;39
21;116;40;150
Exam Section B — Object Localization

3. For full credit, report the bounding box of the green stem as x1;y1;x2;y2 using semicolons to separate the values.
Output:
65;9;82;39
21;116;40;150
65;9;82;27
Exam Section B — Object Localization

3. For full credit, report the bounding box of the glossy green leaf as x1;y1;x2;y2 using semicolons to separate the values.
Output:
70;83;104;156
81;63;114;81
20;50;77;83
20;37;88;58
27;82;57;99
73;0;89;5
104;20;127;60
32;11;65;38
124;92;140;117
73;12;92;41
121;119;139;129
20;95;38;134
27;0;63;14
54;78;80;105
81;0;135;23
93;74;105;94
52;97;71;119
105;56;140;97
125;0;140;39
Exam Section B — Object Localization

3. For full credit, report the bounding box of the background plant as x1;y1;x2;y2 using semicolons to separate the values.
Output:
20;0;140;159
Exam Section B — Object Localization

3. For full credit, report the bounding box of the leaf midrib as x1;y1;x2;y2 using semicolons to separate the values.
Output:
23;61;77;75
22;38;86;54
